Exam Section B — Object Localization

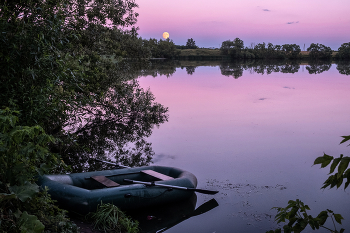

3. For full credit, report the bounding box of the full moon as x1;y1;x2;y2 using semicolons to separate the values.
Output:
163;32;169;39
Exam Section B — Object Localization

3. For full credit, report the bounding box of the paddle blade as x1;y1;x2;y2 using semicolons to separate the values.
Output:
192;188;219;195
192;199;219;217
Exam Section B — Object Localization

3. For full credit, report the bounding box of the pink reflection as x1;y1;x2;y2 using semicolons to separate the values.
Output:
138;66;350;175
138;64;350;232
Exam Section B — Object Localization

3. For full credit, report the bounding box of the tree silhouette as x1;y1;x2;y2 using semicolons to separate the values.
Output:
186;38;198;49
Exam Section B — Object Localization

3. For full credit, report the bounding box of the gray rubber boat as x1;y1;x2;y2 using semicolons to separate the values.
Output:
36;166;198;214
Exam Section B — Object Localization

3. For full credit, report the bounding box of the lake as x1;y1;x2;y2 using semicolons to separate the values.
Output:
134;61;350;233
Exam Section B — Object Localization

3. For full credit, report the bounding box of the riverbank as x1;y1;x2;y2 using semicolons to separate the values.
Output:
177;48;339;60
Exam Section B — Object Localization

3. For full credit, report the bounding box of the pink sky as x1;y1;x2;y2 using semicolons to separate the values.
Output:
134;0;350;50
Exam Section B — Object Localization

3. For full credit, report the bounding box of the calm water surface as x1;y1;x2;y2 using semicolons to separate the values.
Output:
137;63;350;233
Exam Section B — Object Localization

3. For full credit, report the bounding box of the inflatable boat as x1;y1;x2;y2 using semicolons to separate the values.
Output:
36;166;198;214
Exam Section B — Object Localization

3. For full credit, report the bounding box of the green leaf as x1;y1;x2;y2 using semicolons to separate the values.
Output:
9;183;39;202
334;214;344;224
340;135;350;145
287;217;297;227
344;169;350;190
299;219;308;230
336;175;343;188
282;225;291;233
14;209;22;218
18;211;44;233
338;157;350;176
309;219;315;230
288;207;298;218
316;211;328;225
345;180;350;190
329;175;339;189
330;155;343;174
314;153;333;168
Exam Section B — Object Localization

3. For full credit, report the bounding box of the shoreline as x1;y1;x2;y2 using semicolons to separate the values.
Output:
175;49;338;61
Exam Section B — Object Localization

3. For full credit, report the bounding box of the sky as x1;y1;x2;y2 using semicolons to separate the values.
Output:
134;0;350;50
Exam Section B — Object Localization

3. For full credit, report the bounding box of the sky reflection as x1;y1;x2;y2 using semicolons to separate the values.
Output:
138;64;350;232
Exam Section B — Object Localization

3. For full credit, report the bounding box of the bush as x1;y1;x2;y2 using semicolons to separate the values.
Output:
0;109;76;233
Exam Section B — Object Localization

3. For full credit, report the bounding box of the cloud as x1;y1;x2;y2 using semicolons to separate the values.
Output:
287;21;299;24
262;9;270;12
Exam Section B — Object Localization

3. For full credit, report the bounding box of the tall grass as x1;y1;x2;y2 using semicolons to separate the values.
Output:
87;202;139;233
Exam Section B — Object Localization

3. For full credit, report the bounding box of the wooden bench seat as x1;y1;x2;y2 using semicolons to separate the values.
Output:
91;176;120;187
141;170;174;181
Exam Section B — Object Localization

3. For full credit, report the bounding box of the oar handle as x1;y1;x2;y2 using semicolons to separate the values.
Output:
123;179;219;195
123;179;187;190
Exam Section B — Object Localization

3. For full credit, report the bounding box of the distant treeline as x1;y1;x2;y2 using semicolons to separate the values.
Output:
220;38;350;61
174;38;350;61
109;33;350;61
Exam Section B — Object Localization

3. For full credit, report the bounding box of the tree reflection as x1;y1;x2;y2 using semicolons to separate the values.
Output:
139;60;179;77
186;66;197;75
142;60;350;79
335;61;350;75
56;77;168;172
218;60;301;78
306;61;332;74
280;63;300;73
219;62;244;78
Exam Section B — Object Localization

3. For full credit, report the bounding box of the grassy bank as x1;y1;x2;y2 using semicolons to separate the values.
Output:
178;48;228;60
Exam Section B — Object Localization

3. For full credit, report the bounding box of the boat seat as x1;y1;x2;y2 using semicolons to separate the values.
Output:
91;176;120;187
141;170;174;181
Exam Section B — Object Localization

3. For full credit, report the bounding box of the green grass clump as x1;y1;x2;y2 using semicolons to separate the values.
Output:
87;202;139;233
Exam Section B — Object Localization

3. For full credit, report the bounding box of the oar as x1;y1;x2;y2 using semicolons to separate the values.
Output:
123;179;219;195
191;198;219;217
155;198;219;233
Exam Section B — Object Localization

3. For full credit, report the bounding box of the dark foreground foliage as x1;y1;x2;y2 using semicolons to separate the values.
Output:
0;0;168;231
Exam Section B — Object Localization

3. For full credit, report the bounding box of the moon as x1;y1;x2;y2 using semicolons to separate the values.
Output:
163;32;169;39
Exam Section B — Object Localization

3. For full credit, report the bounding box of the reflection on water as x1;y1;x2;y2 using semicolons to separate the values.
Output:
306;61;331;74
336;61;350;75
67;59;350;231
62;75;169;172
128;194;218;233
140;60;349;79
137;60;350;233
